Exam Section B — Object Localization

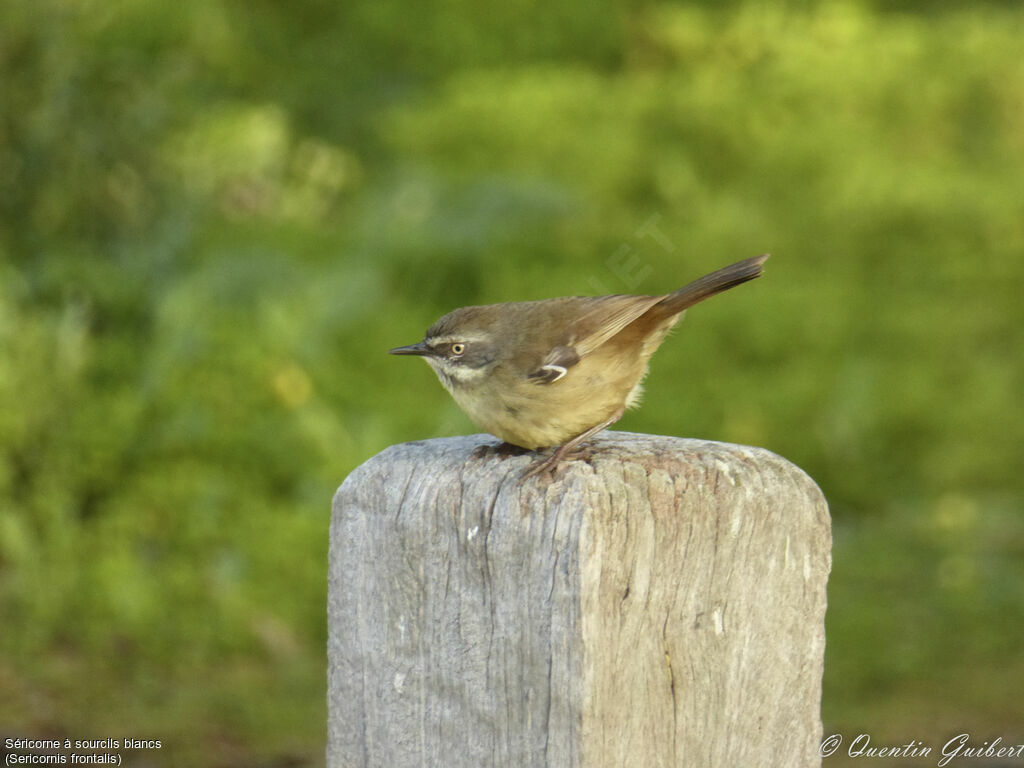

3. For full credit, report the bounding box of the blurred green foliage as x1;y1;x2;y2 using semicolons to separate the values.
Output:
2;0;1022;764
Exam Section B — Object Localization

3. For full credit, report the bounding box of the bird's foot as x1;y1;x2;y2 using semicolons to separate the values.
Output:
521;443;595;481
521;411;620;481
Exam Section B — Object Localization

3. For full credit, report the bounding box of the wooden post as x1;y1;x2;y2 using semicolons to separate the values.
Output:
327;432;831;768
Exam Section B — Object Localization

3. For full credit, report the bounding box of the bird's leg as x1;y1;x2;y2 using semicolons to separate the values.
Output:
522;407;625;480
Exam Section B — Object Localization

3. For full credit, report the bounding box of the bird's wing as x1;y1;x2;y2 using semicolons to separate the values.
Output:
526;344;580;384
571;294;663;356
526;295;661;385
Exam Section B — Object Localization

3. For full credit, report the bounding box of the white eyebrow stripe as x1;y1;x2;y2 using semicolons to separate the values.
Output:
429;334;489;346
541;364;567;382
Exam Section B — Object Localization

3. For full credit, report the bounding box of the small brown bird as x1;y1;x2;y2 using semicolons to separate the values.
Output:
390;254;768;477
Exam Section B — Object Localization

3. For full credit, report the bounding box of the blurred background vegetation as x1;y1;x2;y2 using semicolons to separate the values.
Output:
2;0;1022;764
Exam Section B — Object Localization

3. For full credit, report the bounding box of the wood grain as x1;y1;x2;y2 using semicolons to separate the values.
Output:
328;432;831;768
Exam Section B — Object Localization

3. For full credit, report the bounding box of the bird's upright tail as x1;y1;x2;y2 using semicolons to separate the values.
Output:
652;253;769;318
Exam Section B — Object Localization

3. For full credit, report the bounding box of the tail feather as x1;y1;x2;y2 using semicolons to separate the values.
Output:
653;254;769;317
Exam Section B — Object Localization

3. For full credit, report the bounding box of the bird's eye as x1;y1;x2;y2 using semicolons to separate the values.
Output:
450;343;466;356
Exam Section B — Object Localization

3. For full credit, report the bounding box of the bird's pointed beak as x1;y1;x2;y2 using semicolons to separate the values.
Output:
388;341;431;357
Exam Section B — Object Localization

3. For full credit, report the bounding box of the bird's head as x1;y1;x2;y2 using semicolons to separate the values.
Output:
389;306;503;391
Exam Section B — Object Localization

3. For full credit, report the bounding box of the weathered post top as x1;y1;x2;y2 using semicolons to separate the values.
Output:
328;431;831;768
